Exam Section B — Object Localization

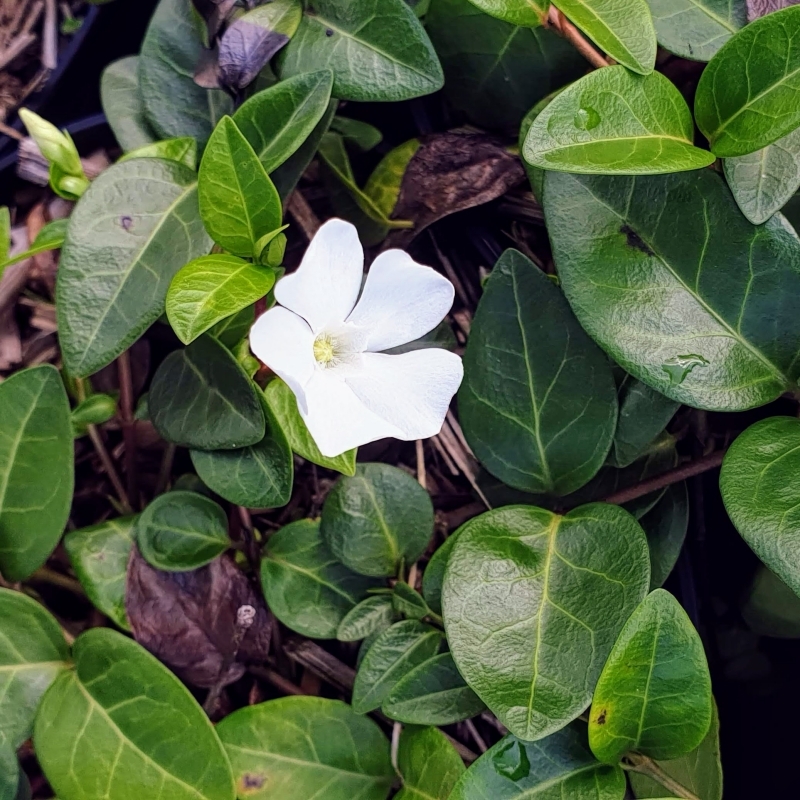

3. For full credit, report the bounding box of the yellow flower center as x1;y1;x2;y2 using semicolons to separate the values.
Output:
313;334;335;364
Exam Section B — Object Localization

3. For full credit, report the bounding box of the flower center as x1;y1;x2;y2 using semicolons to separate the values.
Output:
313;334;336;365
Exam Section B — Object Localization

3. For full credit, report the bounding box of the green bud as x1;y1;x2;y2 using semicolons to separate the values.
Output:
19;109;84;178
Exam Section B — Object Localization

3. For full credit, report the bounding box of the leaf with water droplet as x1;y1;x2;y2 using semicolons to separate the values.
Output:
662;354;709;385
573;106;600;131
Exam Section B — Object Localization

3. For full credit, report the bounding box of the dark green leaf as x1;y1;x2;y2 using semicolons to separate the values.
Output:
210;305;255;349
421;533;459;616
0;747;24;800
119;137;198;169
742;564;800;638
459;249;617;496
464;0;549;25
0;366;73;581
443;504;650;740
337;596;396;642
395;726;465;800
393;582;431;620
101;56;157;151
641;483;689;590
330;116;383;152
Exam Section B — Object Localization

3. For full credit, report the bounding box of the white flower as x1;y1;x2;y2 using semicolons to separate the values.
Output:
250;219;463;457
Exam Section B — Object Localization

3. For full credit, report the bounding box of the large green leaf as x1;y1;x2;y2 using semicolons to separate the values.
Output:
427;0;586;131
0;589;70;749
553;0;657;73
35;628;235;800
641;483;689;590
645;0;746;61
544;169;800;411
589;590;712;763
459;249;617;496
0;366;73;581
442;504;650;741
524;67;714;174
57;158;211;377
720;416;800;597
261;519;379;639
64;516;136;630
149;334;265;450
321;463;434;577
279;0;443;102
138;0;232;146
217;696;393;800
396;726;465;800
100;56;156;152
695;5;800;157
449;726;626;800
464;0;549;25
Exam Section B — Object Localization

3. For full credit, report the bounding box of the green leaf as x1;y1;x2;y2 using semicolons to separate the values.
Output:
0;747;24;800
217;696;393;800
459;249;617;496
395;726;466;800
463;0;549;25
449;726;626;800
35;628;235;800
263;378;357;476
0;206;9;262
543;169;800;411
720;416;800;597
210;305;255;349
138;0;232;146
135;490;230;571
421;533;460;616
166;255;274;345
589;590;712;763
199;117;282;258
641;483;689;590
523;67;714;174
120;137;198;169
553;0;656;73
337;596;396;642
330;116;383;152
321;463;434;577
0;589;70;749
695;5;800;157
352;620;444;713
0;366;73;581
233;70;334;175
261;519;379;639
382;652;486;725
363;139;421;221
71;393;117;435
0;218;68;274
279;0;443;102
741;564;800;638
426;0;586;131
101;56;157;152
723;126;800;223
64;517;136;630
442;504;650;741
645;0;746;61
149;334;265;450
392;582;431;620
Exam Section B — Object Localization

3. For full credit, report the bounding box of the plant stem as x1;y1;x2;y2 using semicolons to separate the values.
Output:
117;349;138;508
624;753;702;800
87;424;133;514
29;567;85;597
154;442;176;496
546;6;611;70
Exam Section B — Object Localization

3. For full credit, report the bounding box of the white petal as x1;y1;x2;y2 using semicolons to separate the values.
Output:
345;350;463;440
275;218;363;333
346;249;455;352
249;307;315;412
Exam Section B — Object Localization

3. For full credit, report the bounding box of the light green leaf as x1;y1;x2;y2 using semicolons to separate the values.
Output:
35;628;235;800
101;56;157;152
64;516;136;630
0;207;10;261
337;596;396;642
19;109;84;179
459;249;617;496
261;519;379;639
71;393;117;436
216;696;393;800
0;366;73;581
396;726;465;800
149;334;265;450
742;564;800;638
695;5;800;157
321;463;434;577
641;483;689;590
120;137;197;169
0;218;68;274
443;504;650;741
544;169;800;411
210;305;255;350
464;0;549;25
363;138;420;220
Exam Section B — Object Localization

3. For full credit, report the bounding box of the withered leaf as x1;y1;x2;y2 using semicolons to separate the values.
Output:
126;547;271;688
747;0;800;20
218;21;289;90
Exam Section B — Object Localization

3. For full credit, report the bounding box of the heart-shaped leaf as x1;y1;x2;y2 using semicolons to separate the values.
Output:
100;56;156;152
443;504;650;741
396;726;465;800
338;596;396;642
463;0;549;26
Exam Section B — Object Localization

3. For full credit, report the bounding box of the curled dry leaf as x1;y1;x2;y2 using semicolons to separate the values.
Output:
747;0;800;20
126;547;271;688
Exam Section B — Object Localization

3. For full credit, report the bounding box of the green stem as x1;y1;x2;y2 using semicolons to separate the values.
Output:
624;753;701;800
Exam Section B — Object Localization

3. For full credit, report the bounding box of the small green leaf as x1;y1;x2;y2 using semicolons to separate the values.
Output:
363;139;420;221
101;56;157;152
0;218;68;274
463;0;549;26
261;519;380;639
64;516;136;630
395;726;466;800
149;334;265;450
321;463;434;577
641;483;689;590
337;596;396;642
254;225;289;267
71;393;117;435
0;207;9;262
216;696;394;800
330;116;383;152
392;582;431;620
421;533;460;616
120;137;198;169
210;305;255;349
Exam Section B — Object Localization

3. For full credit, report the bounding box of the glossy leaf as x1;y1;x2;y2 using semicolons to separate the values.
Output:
443;504;650;741
119;137;198;169
57;158;210;377
641;483;689;590
352;620;444;713
321;463;434;577
279;0;443;102
544;169;800;411
101;56;157;151
449;726;626;800
382;652;485;725
217;696;393;800
337;596;396;642
396;726;465;800
166;255;275;345
135;491;230;571
261;519;379;639
149;334;265;450
524;67;714;174
589;590;712;763
0;366;73;581
64;516;136;630
695;5;800;157
35;628;235;800
459;249;617;495
464;0;549;25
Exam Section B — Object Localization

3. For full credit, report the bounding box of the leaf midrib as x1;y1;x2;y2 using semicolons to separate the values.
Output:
683;0;739;32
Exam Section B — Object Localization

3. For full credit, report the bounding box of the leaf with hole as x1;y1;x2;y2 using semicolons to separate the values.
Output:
338;596;396;642
395;726;465;800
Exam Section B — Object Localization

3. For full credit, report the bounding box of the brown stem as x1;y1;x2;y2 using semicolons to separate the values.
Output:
117;349;138;508
546;6;611;70
154;442;176;496
29;567;85;597
87;424;133;514
625;753;701;800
